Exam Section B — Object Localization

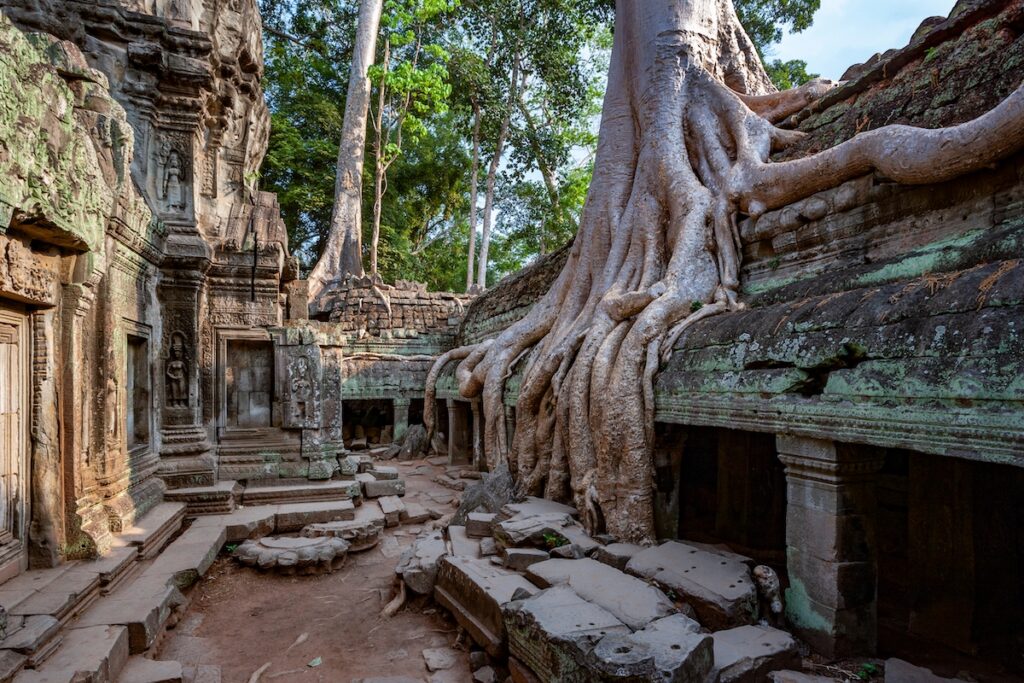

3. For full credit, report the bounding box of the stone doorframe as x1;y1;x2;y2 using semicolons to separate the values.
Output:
0;303;31;580
213;327;276;439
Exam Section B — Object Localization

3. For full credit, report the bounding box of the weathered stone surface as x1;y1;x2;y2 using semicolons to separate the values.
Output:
396;530;447;595
503;548;550;572
711;625;800;683
448;526;480;558
28;625;128;682
466;513;496;539
527;559;676;631
0;615;60;654
434;557;537;656
399;424;429;460
503;586;631;683
401;503;432;525
626;541;758;629
371;466;399;480
0;650;26;681
301;504;385;552
591;543;644;571
884;659;969;683
378;496;406;528
275;500;356;533
118;656;184;683
234;536;349;574
588;614;712;682
452;464;515;526
434;475;466;492
364;479;406;499
74;576;184;654
479;538;498;558
770;671;841;683
422;647;460;672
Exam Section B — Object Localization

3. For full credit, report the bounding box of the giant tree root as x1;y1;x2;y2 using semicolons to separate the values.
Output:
426;0;1024;543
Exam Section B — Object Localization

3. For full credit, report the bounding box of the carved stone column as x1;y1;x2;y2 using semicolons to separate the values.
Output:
392;397;410;443
470;399;482;470
777;435;885;657
157;246;214;488
29;310;62;568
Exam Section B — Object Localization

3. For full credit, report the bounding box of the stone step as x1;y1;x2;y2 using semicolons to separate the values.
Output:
710;625;799;683
75;575;185;655
116;657;183;683
6;566;101;627
110;503;187;560
274;500;356;533
301;503;384;552
14;624;129;683
141;525;226;590
377;496;405;528
0;615;61;668
239;480;360;507
625;541;758;630
163;482;240;516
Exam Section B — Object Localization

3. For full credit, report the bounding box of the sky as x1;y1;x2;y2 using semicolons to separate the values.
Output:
772;0;959;80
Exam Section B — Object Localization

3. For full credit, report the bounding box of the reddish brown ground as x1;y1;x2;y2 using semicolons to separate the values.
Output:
157;458;474;683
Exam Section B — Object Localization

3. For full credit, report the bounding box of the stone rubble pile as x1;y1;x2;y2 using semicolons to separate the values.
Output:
393;494;807;683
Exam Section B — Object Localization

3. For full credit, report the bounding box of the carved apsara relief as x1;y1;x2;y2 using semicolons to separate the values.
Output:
165;331;190;408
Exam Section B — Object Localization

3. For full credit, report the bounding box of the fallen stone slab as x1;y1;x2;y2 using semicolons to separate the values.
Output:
503;548;549;572
140;525;226;590
0;615;60;655
378;496;406;528
448;526;480;558
190;506;275;544
301;504;386;552
234;536;349;574
422;647;460;672
434;475;466;492
452;464;515;526
434;557;537;656
118;656;184;683
10;568;100;624
370;466;399;481
626;541;758;629
401;502;432;525
492;512;576;549
275;500;356;533
588;613;713;682
395;530;448;594
503;586;631;682
466;513;496;539
884;659;969;683
711;625;799;683
364;479;406;498
479;538;498;558
770;671;842;683
550;544;587;559
592;543;644;572
526;558;676;631
21;625;128;683
74;576;185;654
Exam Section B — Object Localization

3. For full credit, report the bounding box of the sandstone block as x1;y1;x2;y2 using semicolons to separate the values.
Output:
378;496;405;528
588;614;713;682
396;530;448;595
592;543;644;571
711;625;799;683
448;526;480;558
626;541;758;629
364;479;406;499
466;513;496;538
503;548;549;572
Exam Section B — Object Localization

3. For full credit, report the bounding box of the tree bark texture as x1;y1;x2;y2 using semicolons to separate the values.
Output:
308;0;382;299
432;0;1024;543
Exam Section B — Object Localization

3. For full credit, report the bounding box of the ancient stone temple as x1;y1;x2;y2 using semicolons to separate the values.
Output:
0;0;1019;680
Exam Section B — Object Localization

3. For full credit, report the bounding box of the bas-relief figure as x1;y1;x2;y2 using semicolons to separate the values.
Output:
158;140;187;211
166;332;189;408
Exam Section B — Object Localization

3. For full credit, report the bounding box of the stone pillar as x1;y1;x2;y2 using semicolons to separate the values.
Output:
777;435;884;657
157;246;214;488
29;310;62;568
470;399;482;470
393;397;410;443
446;399;472;465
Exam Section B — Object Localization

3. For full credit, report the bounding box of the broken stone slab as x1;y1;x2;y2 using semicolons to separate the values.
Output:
370;466;399;481
526;558;676;631
448;526;480;558
401;502;432;525
503;586;631;682
479;538;498;558
492;512;574;549
378;496;406;528
140;525;226;590
770;672;842;683
592;543;644;572
338;455;361;476
466;513;496;539
395;530;448;595
434;475;466;492
550;544;587;559
190;506;275;544
499;497;577;521
0;615;60;654
74;576;185;654
587;613;713;682
626;541;758;629
9;567;100;623
301;504;385;552
434;557;538;656
274;500;356;533
884;659;970;683
422;647;460;672
234;536;350;574
364;479;406;499
711;625;800;683
473;665;496;683
503;548;549;572
118;656;184;683
26;624;128;683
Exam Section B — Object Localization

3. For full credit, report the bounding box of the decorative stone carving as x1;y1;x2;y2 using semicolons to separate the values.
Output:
157;138;189;212
280;346;321;430
165;331;190;408
234;536;350;574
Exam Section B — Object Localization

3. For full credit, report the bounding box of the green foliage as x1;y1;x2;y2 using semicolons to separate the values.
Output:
765;58;818;90
735;0;822;90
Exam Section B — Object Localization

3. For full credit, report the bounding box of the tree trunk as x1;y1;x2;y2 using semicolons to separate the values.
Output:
308;0;382;299
438;0;1024;543
370;39;391;277
475;118;507;290
466;102;481;291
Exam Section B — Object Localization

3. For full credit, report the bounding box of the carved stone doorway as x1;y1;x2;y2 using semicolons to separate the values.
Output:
0;303;30;578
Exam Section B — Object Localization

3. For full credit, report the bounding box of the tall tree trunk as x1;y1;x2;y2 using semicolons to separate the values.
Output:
308;0;382;299
466;102;481;291
476;57;522;290
370;40;391;277
436;0;1024;543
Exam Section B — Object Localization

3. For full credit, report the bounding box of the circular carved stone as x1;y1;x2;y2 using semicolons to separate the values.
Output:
234;536;350;575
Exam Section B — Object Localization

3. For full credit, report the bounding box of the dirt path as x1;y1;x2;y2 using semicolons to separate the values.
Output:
157;458;474;683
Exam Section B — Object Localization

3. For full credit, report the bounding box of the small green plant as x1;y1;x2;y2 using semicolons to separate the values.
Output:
925;47;939;63
542;532;567;549
857;662;880;680
768;256;781;271
690;300;703;312
224;543;239;554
